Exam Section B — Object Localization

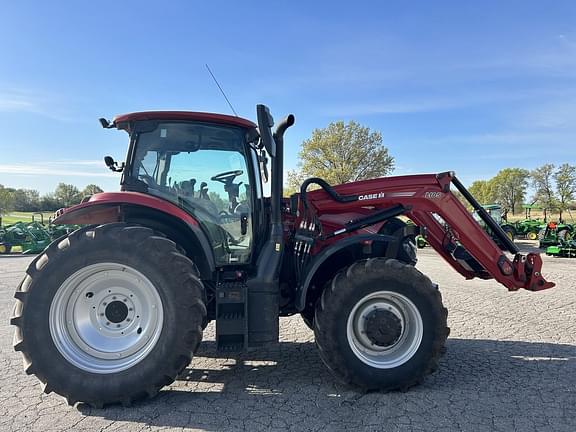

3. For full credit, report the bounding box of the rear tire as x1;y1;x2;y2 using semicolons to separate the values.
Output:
501;226;515;241
526;231;538;241
314;258;448;391
11;223;206;407
0;243;11;254
558;228;571;241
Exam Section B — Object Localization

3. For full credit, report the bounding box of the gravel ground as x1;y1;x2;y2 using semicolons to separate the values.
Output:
1;241;575;432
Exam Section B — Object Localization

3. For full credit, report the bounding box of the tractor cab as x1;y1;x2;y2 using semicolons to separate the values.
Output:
473;204;504;225
93;107;294;352
116;114;263;266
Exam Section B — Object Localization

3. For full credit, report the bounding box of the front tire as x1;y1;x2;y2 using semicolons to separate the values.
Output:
11;223;206;407
314;258;448;391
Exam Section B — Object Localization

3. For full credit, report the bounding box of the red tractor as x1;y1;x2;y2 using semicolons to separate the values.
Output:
11;105;554;407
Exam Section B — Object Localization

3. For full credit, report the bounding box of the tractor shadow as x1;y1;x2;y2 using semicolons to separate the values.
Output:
80;338;576;430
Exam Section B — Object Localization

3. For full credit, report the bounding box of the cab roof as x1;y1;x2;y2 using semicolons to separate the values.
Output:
112;111;257;129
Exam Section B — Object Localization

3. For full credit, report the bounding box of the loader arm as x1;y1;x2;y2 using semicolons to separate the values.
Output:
301;172;554;292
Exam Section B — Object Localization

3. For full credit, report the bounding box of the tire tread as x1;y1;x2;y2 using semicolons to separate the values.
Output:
11;223;206;408
314;257;449;391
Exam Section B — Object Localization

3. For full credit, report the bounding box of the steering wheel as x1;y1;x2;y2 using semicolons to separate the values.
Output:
211;170;243;184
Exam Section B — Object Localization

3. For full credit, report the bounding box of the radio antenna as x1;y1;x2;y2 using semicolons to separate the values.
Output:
205;64;238;117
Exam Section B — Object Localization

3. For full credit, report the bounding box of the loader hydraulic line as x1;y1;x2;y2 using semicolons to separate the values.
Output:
322;204;409;240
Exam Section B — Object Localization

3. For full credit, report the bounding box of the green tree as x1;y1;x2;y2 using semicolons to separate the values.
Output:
554;163;576;222
490;168;529;215
288;120;394;190
54;183;81;207
468;180;494;205
39;194;62;211
531;164;557;220
82;184;104;197
10;189;40;212
0;185;14;215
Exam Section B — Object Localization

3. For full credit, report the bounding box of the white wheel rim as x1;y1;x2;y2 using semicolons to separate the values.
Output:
49;263;164;374
346;291;423;369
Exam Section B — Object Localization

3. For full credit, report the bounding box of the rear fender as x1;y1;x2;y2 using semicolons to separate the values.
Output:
53;197;215;279
295;234;396;311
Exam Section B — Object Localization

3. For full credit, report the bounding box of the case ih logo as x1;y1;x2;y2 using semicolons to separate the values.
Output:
358;191;416;200
358;192;386;200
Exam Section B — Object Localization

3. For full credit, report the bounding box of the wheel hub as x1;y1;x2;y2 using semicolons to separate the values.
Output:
347;291;424;369
49;263;164;374
105;300;129;323
364;309;403;347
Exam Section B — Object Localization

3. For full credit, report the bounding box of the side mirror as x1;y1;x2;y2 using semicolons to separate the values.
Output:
104;156;125;172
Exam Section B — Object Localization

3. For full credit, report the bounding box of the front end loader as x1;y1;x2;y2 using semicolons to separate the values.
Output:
11;105;554;408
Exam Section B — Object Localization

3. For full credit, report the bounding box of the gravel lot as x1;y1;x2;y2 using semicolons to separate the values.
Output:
1;241;575;431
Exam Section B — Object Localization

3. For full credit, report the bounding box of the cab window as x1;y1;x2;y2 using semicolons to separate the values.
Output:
131;122;253;265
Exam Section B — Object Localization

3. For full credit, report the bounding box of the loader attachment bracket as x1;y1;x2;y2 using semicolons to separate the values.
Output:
513;253;555;292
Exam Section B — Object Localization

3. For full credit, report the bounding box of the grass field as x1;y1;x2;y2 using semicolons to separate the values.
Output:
506;209;575;224
0;212;54;226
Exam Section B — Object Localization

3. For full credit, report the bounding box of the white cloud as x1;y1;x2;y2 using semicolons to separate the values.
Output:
0;160;115;178
320;88;576;117
0;88;72;121
0;89;39;113
513;101;576;130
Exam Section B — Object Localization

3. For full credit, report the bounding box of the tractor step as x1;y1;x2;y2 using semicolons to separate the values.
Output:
215;279;248;352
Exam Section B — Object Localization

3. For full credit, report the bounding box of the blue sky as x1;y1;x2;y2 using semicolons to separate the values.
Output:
0;1;575;194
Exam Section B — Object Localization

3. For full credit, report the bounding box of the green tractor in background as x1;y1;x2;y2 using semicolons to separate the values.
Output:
503;204;543;241
473;204;516;242
0;213;81;254
538;221;574;249
0;222;52;254
546;240;576;258
416;234;428;249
